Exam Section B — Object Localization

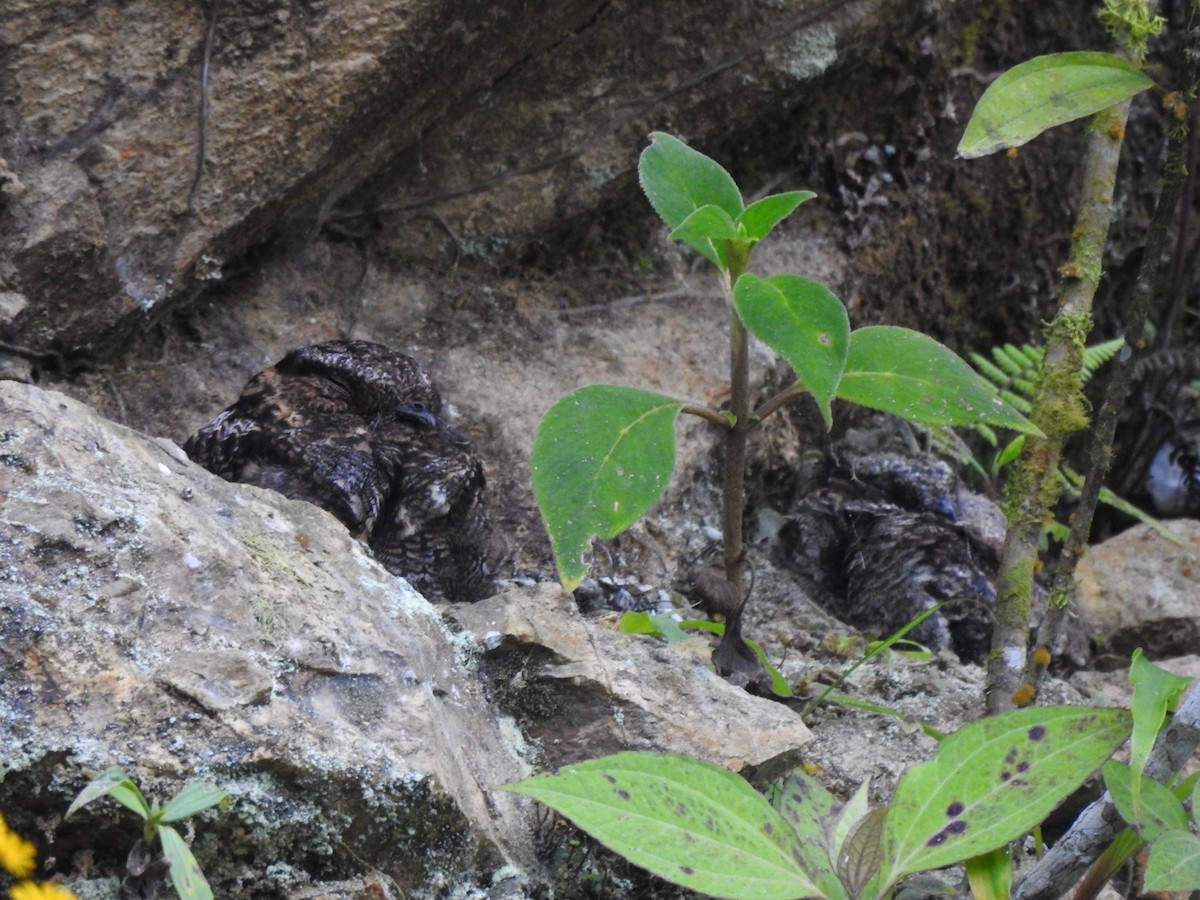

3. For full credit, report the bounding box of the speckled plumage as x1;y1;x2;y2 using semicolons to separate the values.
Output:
1145;434;1200;517
772;450;1000;663
1108;349;1200;522
184;340;494;602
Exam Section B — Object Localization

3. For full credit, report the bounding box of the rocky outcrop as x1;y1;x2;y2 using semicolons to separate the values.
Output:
1;0;895;360
0;381;817;895
450;584;812;775
0;380;534;894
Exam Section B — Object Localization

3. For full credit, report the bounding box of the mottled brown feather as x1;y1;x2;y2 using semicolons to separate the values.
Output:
184;340;494;601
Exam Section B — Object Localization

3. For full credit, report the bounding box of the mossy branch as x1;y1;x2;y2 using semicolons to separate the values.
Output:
1023;19;1196;698
986;106;1134;714
985;2;1155;713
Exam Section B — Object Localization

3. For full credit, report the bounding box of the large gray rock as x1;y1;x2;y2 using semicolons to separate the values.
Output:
0;381;823;895
0;0;898;359
1076;520;1200;669
449;584;812;774
0;380;535;895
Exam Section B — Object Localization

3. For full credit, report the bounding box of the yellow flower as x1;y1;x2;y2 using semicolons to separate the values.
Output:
11;883;79;900
0;813;37;879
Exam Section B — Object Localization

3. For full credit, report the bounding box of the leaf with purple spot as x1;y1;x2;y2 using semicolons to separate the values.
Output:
769;768;860;897
872;706;1130;892
503;751;824;899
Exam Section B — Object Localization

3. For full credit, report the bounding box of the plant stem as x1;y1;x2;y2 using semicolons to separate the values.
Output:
985;4;1153;713
1025;85;1191;692
679;404;734;429
705;245;773;685
723;261;751;601
752;381;806;422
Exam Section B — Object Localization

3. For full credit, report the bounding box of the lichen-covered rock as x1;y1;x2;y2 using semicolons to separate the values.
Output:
0;381;534;895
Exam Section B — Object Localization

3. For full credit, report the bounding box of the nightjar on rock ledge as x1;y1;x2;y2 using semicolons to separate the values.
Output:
183;340;495;602
771;449;1003;663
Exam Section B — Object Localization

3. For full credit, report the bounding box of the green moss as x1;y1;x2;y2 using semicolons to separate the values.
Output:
1032;313;1093;438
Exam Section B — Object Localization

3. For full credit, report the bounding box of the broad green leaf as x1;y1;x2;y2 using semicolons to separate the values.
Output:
876;706;1131;888
837;326;1040;434
770;769;858;898
503;752;819;899
616;610;690;643
1144;830;1200;892
733;274;849;428
958;52;1154;158
160;783;229;824
1103;760;1189;840
1129;650;1190;778
964;845;1012;900
532;386;683;592
737;191;817;243
159;824;214;900
669;204;743;243
67;767;151;820
640;132;744;270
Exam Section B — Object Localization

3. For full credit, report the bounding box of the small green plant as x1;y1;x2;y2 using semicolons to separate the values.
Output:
504;648;1200;898
504;704;1132;899
531;133;1037;679
66;768;228;900
1095;652;1200;893
617;609;794;697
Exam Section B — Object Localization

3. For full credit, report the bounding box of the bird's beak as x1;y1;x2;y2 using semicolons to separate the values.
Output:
395;401;439;429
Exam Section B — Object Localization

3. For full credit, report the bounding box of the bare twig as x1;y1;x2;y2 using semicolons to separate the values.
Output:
159;0;219;285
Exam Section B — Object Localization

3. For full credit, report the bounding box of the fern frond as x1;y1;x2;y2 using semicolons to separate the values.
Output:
971;336;1121;422
969;352;1010;387
1080;337;1124;380
995;389;1030;415
995;343;1037;379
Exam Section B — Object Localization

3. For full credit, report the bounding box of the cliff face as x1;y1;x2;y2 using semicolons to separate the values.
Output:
0;0;900;362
